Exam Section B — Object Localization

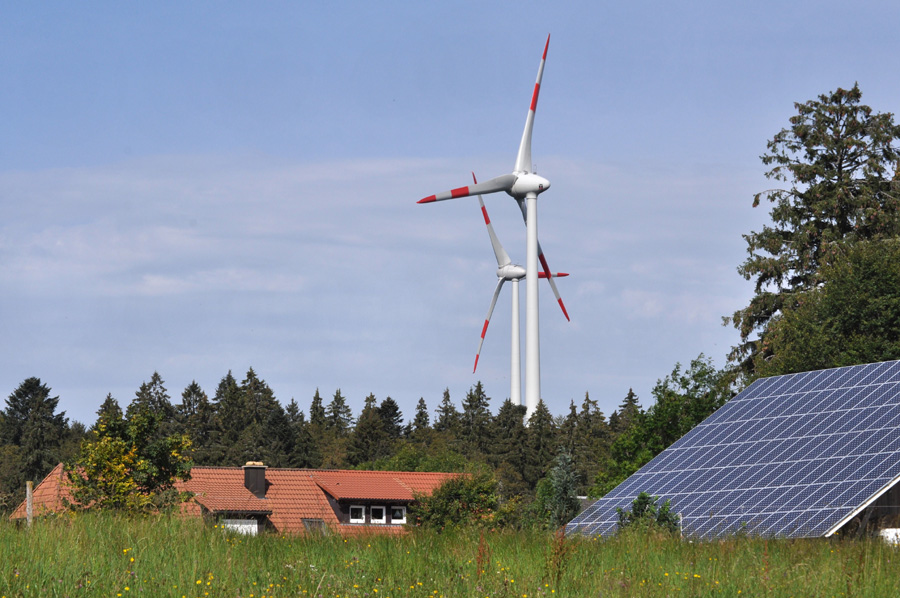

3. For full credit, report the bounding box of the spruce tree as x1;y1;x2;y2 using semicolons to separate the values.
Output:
213;371;243;461
460;382;492;457
2;378;68;484
727;84;900;372
94;393;126;439
347;399;392;466
524;399;556;489
309;389;326;429
127;372;175;423
325;389;354;436
411;397;431;437
177;381;221;465
378;397;404;439
433;388;461;437
488;399;528;496
286;408;320;468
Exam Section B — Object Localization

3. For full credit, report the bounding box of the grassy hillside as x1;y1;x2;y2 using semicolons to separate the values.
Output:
2;513;899;597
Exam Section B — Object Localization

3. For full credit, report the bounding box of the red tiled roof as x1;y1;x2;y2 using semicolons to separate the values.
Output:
11;464;457;535
9;463;73;519
310;470;456;501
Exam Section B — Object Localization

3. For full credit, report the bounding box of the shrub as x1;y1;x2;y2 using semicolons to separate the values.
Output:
410;470;498;530
616;491;680;534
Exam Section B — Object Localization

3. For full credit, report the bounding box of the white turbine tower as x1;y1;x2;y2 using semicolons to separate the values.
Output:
472;176;568;408
418;35;561;417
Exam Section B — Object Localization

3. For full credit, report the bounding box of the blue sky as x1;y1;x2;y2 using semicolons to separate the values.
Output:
3;1;899;426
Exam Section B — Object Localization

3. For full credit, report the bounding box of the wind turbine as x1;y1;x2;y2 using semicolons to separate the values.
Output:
472;176;568;407
417;34;560;417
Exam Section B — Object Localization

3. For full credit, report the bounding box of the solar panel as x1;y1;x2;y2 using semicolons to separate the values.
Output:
566;360;900;539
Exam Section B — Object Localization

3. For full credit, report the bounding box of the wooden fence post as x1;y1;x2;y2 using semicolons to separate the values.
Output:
26;480;33;528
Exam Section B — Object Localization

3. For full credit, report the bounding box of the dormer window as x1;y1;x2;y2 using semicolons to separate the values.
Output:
349;505;365;524
370;505;386;524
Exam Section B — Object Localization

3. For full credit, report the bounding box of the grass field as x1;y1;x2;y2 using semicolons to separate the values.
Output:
2;513;899;597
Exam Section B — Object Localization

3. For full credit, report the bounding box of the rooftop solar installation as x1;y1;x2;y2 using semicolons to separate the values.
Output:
566;360;900;539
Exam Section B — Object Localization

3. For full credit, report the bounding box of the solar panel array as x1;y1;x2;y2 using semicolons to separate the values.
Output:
566;360;900;539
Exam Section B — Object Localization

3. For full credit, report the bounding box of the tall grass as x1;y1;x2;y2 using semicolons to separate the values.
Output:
2;513;900;597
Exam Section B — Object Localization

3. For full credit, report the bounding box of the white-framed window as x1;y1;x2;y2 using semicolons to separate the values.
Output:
370;505;386;524
349;505;365;524
390;506;406;524
222;519;258;536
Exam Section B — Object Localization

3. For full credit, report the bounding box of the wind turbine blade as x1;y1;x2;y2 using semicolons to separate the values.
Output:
514;34;550;175
473;173;512;267
474;278;506;372
516;197;570;321
418;174;517;204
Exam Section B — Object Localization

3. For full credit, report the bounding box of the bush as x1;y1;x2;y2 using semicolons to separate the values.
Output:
616;491;680;534
410;470;499;530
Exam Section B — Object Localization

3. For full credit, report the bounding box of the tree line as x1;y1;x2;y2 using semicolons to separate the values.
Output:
0;356;731;515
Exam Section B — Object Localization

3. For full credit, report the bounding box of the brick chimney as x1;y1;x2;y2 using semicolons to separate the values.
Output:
243;461;267;498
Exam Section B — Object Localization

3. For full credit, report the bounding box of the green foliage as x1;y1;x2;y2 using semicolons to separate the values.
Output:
728;84;900;371
616;491;680;534
325;389;354;436
176;381;221;465
410;470;499;530
487;400;528;495
370;439;469;473
67;402;192;512
1;378;69;505
411;397;431;437
532;452;582;528
460;382;492;456
524;399;557;487
377;396;404;439
591;357;730;497
347;397;393;466
757;239;900;376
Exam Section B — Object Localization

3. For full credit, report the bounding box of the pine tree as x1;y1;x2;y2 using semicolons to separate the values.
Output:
488;399;528;496
524;399;556;489
433;388;461;437
460;382;492;457
533;451;582;528
325;389;354;436
2;378;69;484
127;372;175;423
94;393;126;438
610;388;641;434
573;393;610;494
285;408;320;468
347;399;392;466
727;84;900;371
230;368;289;466
213;371;243;461
411;397;431;438
309;389;326;429
378;397;404;439
177;381;221;465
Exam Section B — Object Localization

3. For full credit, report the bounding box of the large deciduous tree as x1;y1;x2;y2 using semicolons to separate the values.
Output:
728;84;900;372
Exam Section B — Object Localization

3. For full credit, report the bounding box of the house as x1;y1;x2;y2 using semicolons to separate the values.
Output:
11;461;458;535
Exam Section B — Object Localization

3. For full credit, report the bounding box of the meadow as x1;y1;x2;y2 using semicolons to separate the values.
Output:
2;514;899;598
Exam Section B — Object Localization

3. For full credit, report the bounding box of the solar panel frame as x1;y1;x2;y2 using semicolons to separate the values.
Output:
566;360;900;539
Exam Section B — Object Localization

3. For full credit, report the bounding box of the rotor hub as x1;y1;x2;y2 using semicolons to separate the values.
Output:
508;173;550;199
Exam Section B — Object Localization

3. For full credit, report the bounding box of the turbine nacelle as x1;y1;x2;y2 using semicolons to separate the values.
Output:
508;173;550;199
498;264;527;280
